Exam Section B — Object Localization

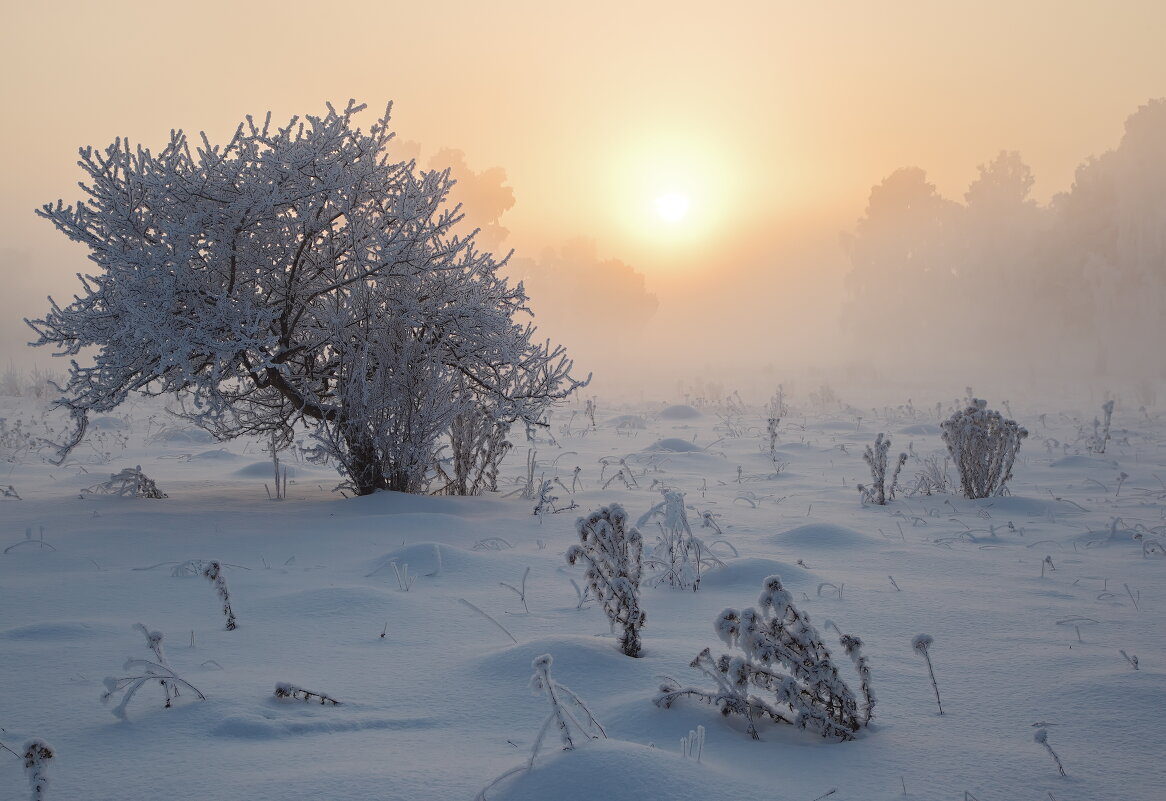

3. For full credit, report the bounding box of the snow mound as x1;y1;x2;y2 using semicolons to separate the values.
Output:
643;438;704;453
367;541;485;578
486;738;766;801
190;449;238;460
963;495;1051;517
235;462;298;478
696;557;812;588
769;523;873;549
468;635;634;683
658;404;701;420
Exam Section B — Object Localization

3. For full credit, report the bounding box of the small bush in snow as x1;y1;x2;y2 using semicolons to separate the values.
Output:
940;399;1027;499
566;504;646;657
80;465;166;499
101;623;205;719
639;489;724;591
859;433;906;505
655;575;874;741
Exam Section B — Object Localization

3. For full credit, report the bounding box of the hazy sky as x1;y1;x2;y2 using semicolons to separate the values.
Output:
2;0;1163;393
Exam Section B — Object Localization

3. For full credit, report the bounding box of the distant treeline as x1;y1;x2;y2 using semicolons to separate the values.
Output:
842;99;1166;381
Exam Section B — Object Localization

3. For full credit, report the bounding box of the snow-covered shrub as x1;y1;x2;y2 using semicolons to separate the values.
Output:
639;490;724;591
476;654;606;800
22;739;54;801
1088;399;1115;454
201;561;237;630
566;504;646;657
28;100;586;493
655;575;874;741
859;433;906;505
80;466;165;499
940;399;1028;499
101;623;205;719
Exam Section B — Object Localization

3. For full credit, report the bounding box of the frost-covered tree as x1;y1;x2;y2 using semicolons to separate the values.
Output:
28;101;585;495
656;575;874;741
566;504;645;656
941;399;1028;499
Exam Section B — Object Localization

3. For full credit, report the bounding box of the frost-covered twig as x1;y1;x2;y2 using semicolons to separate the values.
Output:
458;598;518;644
681;725;705;762
912;634;943;715
202;561;237;630
4;527;56;553
1034;728;1066;776
274;682;341;705
101;624;205;719
500;567;531;614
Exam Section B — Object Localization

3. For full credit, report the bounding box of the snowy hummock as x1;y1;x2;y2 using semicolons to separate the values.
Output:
0;389;1164;800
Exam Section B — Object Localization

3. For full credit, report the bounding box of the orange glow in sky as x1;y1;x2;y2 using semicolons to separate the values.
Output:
2;0;1164;387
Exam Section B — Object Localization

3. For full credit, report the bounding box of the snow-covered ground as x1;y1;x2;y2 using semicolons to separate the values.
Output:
1;389;1163;800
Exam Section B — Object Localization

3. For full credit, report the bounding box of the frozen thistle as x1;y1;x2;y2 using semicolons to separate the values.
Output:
655;575;873;741
566;504;645;657
861;433;907;505
912;634;943;715
202;561;237;630
1034;728;1066;776
22;739;54;801
941;399;1028;499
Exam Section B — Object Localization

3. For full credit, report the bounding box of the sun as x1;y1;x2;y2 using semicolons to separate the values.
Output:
654;192;690;223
